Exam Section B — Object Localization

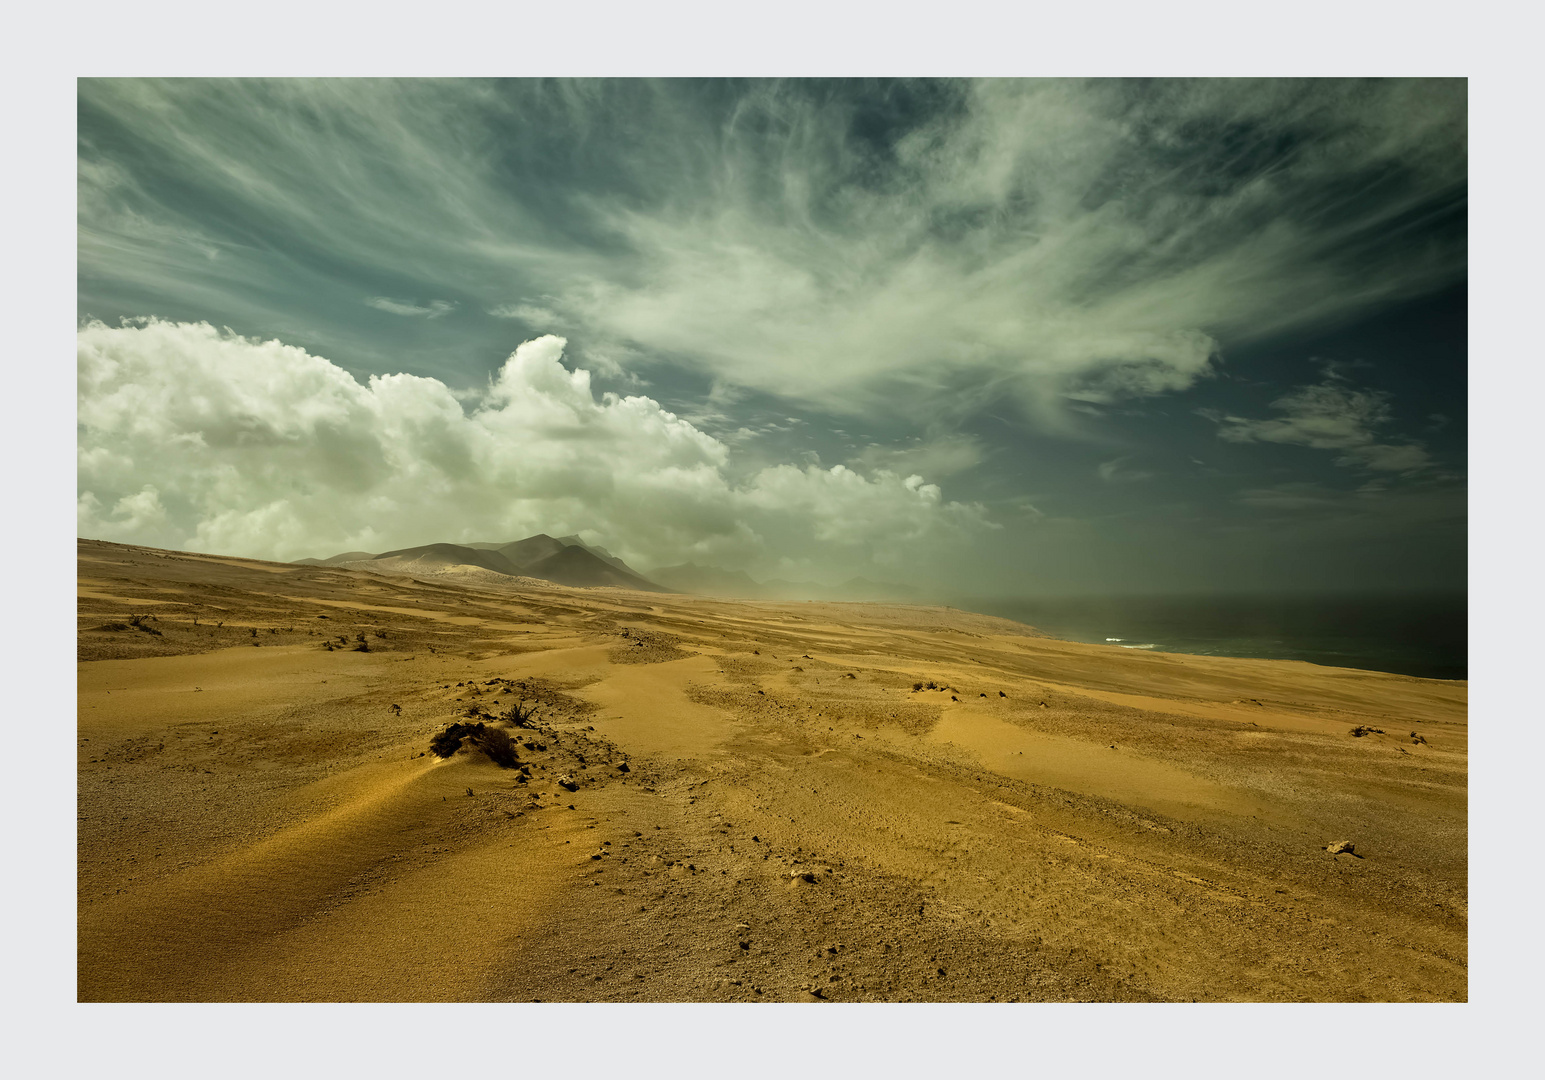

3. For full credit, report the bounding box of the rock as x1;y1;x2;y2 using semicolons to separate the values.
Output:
557;774;579;791
1326;840;1356;855
615;761;630;772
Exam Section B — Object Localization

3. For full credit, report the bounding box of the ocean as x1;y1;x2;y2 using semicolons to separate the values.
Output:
950;591;1467;681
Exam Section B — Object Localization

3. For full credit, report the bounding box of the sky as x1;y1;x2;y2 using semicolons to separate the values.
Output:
76;78;1467;596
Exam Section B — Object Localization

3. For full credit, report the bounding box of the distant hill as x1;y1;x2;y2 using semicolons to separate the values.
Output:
523;545;666;591
370;543;522;576
293;535;910;599
293;533;665;592
292;550;378;566
497;533;571;569
555;535;644;578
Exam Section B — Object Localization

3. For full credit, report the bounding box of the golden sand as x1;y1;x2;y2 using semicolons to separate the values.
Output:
77;539;1466;1001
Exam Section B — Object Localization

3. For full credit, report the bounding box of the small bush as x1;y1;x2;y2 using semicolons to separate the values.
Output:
500;701;537;727
428;721;520;768
474;725;519;768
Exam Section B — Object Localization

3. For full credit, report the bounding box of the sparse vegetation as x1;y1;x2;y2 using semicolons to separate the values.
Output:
500;700;538;727
428;721;519;767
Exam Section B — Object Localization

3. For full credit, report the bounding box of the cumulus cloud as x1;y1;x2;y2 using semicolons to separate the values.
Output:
76;320;990;574
365;296;456;318
1204;376;1432;474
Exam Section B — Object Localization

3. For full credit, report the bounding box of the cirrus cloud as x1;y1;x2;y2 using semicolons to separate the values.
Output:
1202;374;1432;474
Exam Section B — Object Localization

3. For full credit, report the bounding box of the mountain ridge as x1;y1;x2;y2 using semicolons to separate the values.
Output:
294;536;917;600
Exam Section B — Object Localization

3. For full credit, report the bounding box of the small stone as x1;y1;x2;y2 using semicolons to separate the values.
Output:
1326;840;1356;855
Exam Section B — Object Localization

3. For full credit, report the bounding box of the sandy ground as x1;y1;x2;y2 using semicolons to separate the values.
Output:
77;538;1467;1001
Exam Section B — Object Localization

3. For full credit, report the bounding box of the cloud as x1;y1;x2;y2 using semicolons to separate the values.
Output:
1204;376;1432;474
488;301;563;326
1235;483;1338;512
1096;456;1154;484
848;433;987;479
365;296;456;318
77;79;1466;429
542;79;1464;420
77;320;991;575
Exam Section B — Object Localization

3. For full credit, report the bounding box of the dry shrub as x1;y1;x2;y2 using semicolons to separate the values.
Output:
428;722;520;768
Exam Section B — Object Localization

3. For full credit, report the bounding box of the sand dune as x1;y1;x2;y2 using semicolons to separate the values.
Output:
76;538;1467;1001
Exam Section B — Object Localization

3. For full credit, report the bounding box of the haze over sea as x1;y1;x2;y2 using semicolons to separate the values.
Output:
951;592;1467;682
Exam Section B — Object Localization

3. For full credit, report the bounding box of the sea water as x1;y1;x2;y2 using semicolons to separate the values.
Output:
950;592;1467;681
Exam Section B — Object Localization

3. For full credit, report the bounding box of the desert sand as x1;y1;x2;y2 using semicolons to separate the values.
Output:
76;538;1467;1002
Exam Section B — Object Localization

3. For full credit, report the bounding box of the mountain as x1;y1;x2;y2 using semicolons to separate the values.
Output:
555;535;645;577
291;535;909;599
522;545;667;591
292;550;378;566
370;543;522;576
292;533;667;592
497;533;571;569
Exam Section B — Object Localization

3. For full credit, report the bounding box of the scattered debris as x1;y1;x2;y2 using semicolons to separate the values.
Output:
1349;726;1385;738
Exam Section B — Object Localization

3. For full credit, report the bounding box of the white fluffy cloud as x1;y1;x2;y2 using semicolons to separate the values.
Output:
77;320;991;575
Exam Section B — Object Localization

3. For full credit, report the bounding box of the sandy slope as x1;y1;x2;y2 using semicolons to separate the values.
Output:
76;539;1467;1001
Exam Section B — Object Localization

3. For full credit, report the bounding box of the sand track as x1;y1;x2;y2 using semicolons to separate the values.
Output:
76;539;1467;1001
